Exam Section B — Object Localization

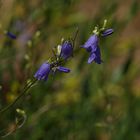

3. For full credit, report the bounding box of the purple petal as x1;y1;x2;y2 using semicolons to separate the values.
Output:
34;62;51;81
60;41;73;60
88;53;96;64
101;29;114;37
91;44;98;52
82;34;98;51
94;46;102;64
88;46;102;64
57;66;70;73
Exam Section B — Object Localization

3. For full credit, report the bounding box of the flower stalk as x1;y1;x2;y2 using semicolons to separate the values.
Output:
0;78;37;114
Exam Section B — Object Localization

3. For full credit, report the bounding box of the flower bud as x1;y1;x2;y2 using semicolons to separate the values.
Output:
57;66;70;73
60;41;73;60
101;28;114;37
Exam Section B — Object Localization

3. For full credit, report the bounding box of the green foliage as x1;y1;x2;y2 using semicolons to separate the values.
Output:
0;0;140;139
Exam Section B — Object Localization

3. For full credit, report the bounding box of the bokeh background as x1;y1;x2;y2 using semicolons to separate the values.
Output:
0;0;140;140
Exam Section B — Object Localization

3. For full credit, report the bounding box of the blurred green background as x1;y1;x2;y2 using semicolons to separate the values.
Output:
0;0;140;140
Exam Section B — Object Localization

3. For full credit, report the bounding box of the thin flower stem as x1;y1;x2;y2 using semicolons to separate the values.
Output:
72;27;79;48
0;78;37;114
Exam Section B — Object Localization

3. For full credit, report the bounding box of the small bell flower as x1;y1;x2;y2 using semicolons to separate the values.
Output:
34;62;51;81
60;41;73;60
81;34;102;64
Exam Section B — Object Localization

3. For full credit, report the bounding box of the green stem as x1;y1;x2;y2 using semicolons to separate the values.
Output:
0;78;37;114
72;27;79;48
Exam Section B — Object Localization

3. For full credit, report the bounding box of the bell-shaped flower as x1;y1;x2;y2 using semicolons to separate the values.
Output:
60;41;73;60
81;34;102;64
34;62;51;81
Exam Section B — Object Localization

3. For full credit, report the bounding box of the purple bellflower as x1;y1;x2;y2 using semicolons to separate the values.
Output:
81;34;102;64
60;41;73;60
101;28;114;37
34;62;51;81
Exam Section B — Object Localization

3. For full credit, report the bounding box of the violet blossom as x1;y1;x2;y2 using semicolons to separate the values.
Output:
60;41;73;60
81;34;102;64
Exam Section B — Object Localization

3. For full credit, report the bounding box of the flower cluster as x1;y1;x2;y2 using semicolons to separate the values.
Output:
0;20;114;138
34;40;73;81
34;20;114;81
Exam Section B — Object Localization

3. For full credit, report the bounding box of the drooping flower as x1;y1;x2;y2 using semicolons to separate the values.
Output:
60;41;73;60
101;28;114;37
34;62;51;81
57;66;70;73
81;34;102;64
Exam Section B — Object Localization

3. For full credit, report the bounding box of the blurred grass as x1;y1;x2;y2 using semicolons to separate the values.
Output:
0;0;140;140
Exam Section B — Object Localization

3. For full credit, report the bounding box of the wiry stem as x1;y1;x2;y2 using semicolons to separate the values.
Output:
0;78;37;114
72;27;79;48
